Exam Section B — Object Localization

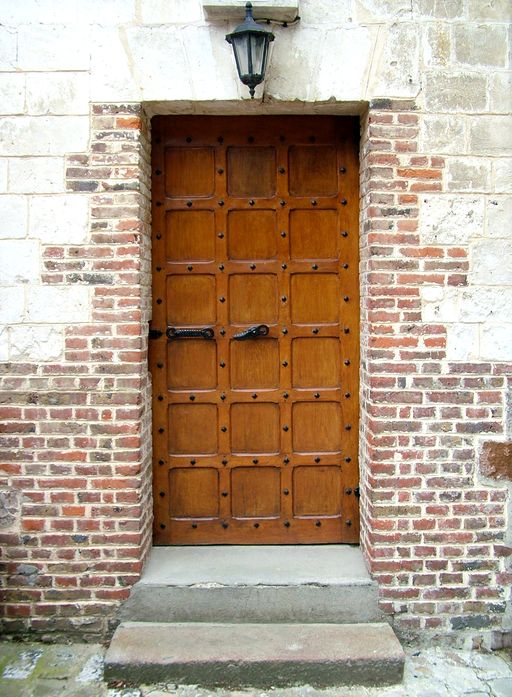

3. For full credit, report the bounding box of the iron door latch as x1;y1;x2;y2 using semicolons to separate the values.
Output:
233;324;269;340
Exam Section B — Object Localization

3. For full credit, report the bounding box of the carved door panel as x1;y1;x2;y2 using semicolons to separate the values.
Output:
151;116;359;544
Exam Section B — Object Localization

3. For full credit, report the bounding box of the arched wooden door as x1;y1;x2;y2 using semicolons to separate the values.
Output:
150;116;359;544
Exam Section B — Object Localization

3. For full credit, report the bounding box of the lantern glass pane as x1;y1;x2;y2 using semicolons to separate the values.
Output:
250;35;266;77
233;34;250;77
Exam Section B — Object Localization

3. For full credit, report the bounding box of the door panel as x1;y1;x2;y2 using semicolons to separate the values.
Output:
151;116;360;544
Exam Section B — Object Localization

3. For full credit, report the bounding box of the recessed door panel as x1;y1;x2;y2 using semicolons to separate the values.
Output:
292;402;342;453
165;210;215;262
151;115;360;544
231;403;280;454
290;274;339;324
229;274;278;324
230;338;279;389
165;147;215;197
166;275;216;326
227;146;276;197
231;467;281;518
292;338;341;388
167;339;217;390
168;404;218;454
293;466;342;517
228;210;277;260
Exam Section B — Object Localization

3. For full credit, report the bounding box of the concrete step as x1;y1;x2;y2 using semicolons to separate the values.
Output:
105;621;405;688
119;545;381;624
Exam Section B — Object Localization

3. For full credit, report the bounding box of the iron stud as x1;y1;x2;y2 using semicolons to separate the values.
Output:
218;200;224;206
252;393;258;399
345;424;352;431
315;457;321;463
345;456;352;463
186;136;192;143
157;362;163;368
156;298;162;304
222;522;229;528
344;327;350;334
311;199;317;206
340;198;348;205
283;488;289;495
314;393;320;399
192;523;197;528
218;232;224;239
156;234;161;240
345;519;352;527
281;263;287;270
312;264;318;270
221;393;226;401
187;265;193;271
158;395;163;401
221;491;228;497
345;392;351;398
254;522;260;528
282;361;288;367
283;425;289;432
217;167;224;174
341;231;348;237
279;166;286;174
190;459;196;465
158;427;164;433
281;231;287;237
344;296;349;302
312;328;319;334
250;263;256;270
253;458;259;464
186;200;192;207
222;459;228;465
339;166;346;173
284;457;290;464
189;395;195;401
343;263;349;269
217;136;224;143
221;426;227;432
283;392;289;399
280;200;286;207
282;328;288;334
316;520;322;527
158;459;164;465
155;169;162;175
284;520;290;527
219;296;225;303
344;359;350;365
220;361;226;367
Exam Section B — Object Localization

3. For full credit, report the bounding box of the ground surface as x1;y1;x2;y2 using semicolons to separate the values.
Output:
0;641;511;697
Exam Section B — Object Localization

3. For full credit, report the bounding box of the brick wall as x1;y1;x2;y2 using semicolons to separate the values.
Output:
0;107;153;639
359;101;511;642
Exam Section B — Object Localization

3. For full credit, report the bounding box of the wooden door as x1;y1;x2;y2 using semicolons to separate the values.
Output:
151;116;359;544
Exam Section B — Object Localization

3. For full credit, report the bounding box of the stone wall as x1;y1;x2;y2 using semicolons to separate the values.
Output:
0;0;510;642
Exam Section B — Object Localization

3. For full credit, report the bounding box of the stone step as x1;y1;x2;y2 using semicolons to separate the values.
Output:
119;545;381;624
105;621;405;688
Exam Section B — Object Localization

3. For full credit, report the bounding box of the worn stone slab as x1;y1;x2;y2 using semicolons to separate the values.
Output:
105;622;405;687
202;1;299;22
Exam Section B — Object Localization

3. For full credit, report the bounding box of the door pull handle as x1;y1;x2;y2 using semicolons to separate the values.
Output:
233;324;269;340
166;327;215;340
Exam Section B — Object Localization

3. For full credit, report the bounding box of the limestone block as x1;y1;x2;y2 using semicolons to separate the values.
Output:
446;158;492;193
0;116;89;156
369;23;420;98
18;24;91;70
265;26;324;102
90;27;142;103
422;23;451;68
181;25;241;101
124;26;194;101
0;240;40;284
466;0;511;21
419;115;465;155
26;286;90;323
203;1;298;22
489;72;512;113
26;72;89;115
420;196;484;245
454;24;508;67
480;324;512;361
9;325;64;362
493;159;512;194
486;197;512;239
413;0;463;18
0;74;25;115
0;160;6;192
423;72;487;112
1;0;136;24
460;288;512;323
469;116;512;156
421;286;460;322
0;195;28;239
29;195;89;244
8;157;64;194
299;0;353;23
0;26;17;70
354;0;411;21
0;287;25;323
446;323;479;361
142;0;203;23
0;328;7;361
470;239;512;286
314;26;374;101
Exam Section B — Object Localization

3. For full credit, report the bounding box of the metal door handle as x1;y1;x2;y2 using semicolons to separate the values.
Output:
166;327;215;340
233;324;269;340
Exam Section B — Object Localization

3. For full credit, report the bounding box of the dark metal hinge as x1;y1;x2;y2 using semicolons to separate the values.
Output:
148;328;163;340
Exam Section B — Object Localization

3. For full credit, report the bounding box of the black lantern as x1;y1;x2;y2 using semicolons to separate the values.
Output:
226;2;275;98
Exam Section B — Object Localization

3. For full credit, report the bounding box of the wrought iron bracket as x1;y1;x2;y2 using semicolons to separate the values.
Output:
233;324;269;340
148;328;163;340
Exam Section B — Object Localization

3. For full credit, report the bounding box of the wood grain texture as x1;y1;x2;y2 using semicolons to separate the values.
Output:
151;116;360;544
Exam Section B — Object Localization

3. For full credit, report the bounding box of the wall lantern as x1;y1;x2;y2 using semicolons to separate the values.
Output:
226;2;275;98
